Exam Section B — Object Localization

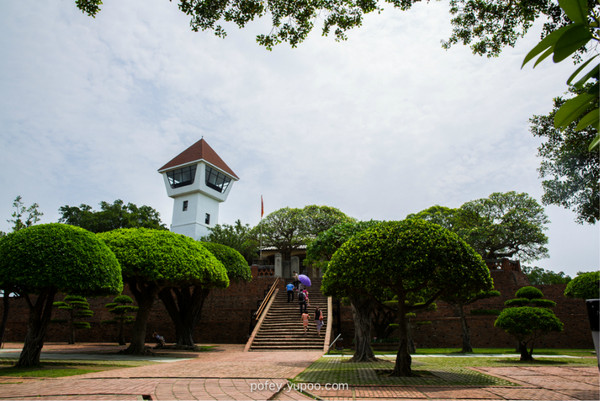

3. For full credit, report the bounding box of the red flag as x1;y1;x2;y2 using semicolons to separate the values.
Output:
261;195;264;218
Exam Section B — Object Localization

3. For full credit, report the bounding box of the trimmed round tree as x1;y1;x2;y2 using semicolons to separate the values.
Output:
0;223;122;367
495;307;563;361
324;219;492;376
309;220;382;362
98;228;229;354
158;241;251;347
496;286;562;361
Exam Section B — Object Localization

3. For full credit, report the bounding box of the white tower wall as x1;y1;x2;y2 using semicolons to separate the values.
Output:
159;139;238;242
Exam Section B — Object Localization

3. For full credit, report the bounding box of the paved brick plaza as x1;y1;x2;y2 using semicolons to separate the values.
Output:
0;343;598;400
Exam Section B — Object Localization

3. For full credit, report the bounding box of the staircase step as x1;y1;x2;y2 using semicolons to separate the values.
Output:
247;280;329;351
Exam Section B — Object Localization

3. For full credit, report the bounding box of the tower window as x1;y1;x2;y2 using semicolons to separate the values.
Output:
167;165;197;188
182;200;188;211
205;213;211;225
205;166;231;193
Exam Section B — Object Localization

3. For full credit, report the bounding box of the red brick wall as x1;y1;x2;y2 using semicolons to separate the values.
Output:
1;276;279;344
336;268;594;349
1;268;593;349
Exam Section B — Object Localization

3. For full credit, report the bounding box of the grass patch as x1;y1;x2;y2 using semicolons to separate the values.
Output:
328;347;596;357
295;357;517;386
300;351;597;386
0;359;154;378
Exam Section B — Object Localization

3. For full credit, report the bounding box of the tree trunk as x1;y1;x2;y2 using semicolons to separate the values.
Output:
392;303;412;376
457;304;473;353
518;341;533;361
17;291;56;368
349;295;377;362
159;286;210;348
125;280;158;355
68;309;75;345
117;320;126;346
407;321;416;354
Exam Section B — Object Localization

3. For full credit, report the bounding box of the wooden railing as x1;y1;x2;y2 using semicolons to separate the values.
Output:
254;277;280;321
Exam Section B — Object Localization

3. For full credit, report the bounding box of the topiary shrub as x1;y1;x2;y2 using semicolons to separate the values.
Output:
495;306;563;361
53;295;94;344
515;286;544;300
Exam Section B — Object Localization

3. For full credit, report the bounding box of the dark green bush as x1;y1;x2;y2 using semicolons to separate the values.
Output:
515;286;544;300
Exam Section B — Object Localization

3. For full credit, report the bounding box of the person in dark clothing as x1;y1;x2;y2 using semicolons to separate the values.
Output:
298;290;307;314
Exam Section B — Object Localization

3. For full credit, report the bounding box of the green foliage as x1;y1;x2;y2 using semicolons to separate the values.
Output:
515;286;544;300
564;271;600;299
253;205;354;258
305;220;381;269
52;295;94;344
202;220;258;263
459;191;549;262
323;219;492;308
504;298;532;307
74;0;576;58
522;0;599;149
98;229;229;288
522;265;572;285
443;0;565;57
495;306;564;341
529;298;557;308
7;196;43;232
104;294;137;344
0;224;122;295
530;92;599;224
200;242;252;282
410;192;550;263
59;200;166;233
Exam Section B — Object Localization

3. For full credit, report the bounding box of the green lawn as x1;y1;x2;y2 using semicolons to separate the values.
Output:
297;349;597;386
0;359;154;378
329;348;596;357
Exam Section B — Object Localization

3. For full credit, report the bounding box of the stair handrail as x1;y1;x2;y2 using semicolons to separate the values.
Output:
254;277;280;321
327;333;342;354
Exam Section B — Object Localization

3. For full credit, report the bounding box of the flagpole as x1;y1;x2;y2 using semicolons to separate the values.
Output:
259;195;263;260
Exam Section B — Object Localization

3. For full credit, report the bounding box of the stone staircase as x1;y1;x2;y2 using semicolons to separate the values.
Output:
248;279;328;351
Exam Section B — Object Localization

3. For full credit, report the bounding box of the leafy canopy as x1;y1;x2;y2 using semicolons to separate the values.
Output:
408;192;550;262
98;228;229;288
564;271;600;299
459;191;549;262
530;92;599;224
495;306;563;342
522;0;599;149
59;200;166;233
305;220;381;269
0;223;123;296
252;205;354;256
200;242;252;282
521;265;571;285
322;219;493;306
75;0;577;56
202;219;258;263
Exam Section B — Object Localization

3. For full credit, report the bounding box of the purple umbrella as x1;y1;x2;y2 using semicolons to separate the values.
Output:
298;274;311;287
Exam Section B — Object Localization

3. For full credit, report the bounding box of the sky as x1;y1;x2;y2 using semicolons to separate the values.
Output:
1;0;597;277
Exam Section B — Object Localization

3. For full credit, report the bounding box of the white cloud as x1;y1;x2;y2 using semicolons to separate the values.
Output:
0;0;597;277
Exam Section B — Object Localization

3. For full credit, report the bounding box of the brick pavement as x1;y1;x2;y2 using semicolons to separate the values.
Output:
0;343;598;400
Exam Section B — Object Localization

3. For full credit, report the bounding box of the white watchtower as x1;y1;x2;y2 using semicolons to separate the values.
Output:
158;138;239;240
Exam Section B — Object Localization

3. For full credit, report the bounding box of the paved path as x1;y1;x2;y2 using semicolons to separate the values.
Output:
0;343;598;400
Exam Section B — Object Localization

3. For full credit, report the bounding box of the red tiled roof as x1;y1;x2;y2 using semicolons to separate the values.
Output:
158;138;239;179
